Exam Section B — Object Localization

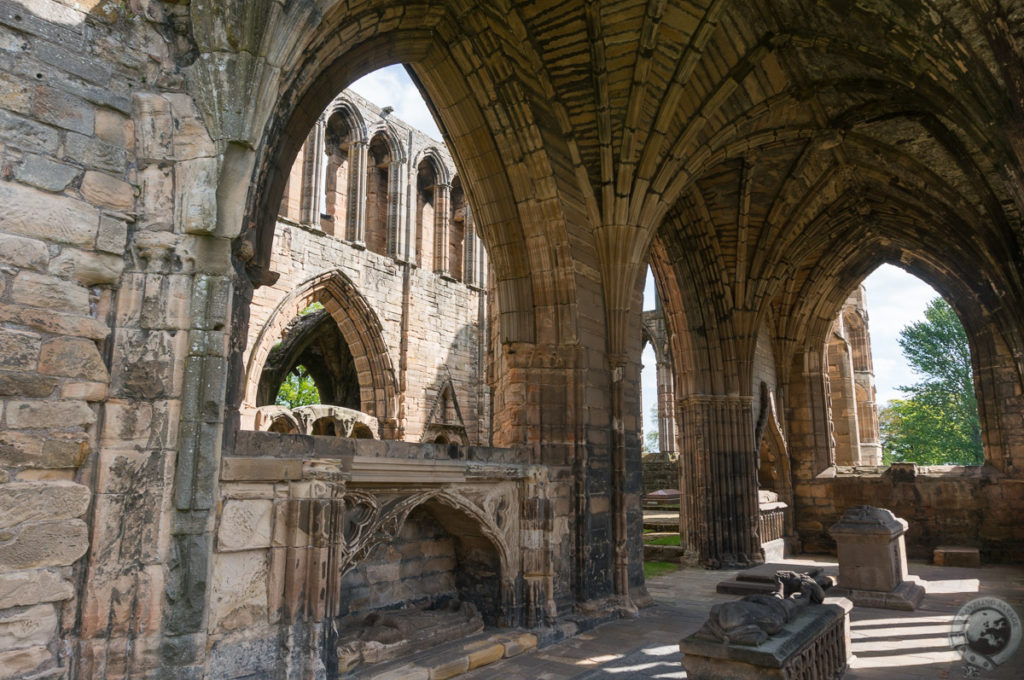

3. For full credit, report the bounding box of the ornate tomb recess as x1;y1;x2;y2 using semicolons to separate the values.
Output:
212;430;532;677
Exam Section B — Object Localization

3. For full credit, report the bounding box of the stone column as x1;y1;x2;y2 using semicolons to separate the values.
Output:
300;118;326;226
433;182;451;275
346;140;368;246
677;394;761;567
827;326;861;466
656;357;676;456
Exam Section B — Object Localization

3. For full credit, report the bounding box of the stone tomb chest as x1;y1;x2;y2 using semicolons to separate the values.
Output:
828;505;925;610
679;597;852;680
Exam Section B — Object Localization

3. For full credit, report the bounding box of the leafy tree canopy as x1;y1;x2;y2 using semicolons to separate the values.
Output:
275;365;321;409
879;298;983;465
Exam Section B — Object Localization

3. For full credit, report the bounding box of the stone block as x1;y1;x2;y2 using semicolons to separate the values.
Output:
6;399;95;429
0;232;49;271
0;645;51;679
0;72;32;115
0;481;91;528
0;519;89;570
429;656;469;680
934;545;981;567
61;380;108;401
175;157;218;234
501;632;537;657
0;109;61;155
33;85;94;135
48;248;124;285
0;329;40;370
0;431;89;468
66;131;128;173
137;164;174;230
80;170;134;211
466;642;504;669
108;329;186;400
220;458;306;483
39;336;109;381
0;603;57;650
14;153;79;192
96;215;129;254
233;430;315;459
0;302;110;340
218;499;274;551
95;108;133;149
0;569;73;609
0;181;98;248
132;93;173;161
209;551;269;633
12;271;90;315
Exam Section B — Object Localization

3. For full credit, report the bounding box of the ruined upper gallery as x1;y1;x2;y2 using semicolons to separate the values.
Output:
0;1;1021;678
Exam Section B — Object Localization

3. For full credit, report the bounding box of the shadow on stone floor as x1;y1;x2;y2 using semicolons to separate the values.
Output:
455;555;1024;680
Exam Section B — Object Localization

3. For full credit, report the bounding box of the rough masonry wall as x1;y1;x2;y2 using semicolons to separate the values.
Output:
0;3;156;677
796;467;1024;563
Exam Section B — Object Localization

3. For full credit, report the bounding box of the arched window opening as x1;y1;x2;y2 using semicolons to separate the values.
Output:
449;176;465;281
365;133;392;256
416;158;438;270
258;306;361;412
829;265;983;467
322;112;355;236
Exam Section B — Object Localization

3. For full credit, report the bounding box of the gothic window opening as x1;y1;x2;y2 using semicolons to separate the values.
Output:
365;133;393;256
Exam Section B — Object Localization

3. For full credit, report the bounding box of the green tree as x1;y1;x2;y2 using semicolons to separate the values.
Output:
644;403;660;453
275;365;321;408
879;298;983;465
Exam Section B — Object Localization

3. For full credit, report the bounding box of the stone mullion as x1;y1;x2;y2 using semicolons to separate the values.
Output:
677;395;760;567
434;182;451;274
463;214;476;286
300;119;326;226
387;159;407;261
346;140;368;245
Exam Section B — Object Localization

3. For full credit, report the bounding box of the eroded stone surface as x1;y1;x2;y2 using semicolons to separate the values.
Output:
0;481;91;528
217;499;273;551
0;519;89;570
0;569;74;610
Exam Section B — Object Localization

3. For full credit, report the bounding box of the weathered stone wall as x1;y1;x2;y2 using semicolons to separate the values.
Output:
245;220;487;444
641;459;678;495
795;466;1024;562
0;3;169;676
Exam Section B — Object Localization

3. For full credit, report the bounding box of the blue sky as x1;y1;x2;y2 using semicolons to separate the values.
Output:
348;66;944;448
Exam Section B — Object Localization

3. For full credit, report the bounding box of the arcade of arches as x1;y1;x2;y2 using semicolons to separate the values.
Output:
0;1;1023;678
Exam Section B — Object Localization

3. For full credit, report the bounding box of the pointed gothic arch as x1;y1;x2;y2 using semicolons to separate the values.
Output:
244;270;400;437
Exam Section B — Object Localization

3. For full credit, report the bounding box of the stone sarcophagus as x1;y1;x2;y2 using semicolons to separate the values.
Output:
680;571;852;680
828;505;925;610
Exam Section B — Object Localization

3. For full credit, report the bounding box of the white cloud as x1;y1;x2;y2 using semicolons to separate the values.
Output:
861;264;941;405
348;65;443;141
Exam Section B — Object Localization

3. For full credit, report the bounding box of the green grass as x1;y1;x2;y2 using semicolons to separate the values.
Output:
644;560;678;580
644;534;681;546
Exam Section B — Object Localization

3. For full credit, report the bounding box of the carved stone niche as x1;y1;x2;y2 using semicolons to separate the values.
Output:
828;505;926;610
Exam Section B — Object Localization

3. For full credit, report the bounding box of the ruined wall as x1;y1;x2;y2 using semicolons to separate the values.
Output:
245;221;487;444
795;466;1024;563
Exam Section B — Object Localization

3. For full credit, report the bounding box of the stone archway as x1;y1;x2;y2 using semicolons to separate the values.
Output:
243;270;399;437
